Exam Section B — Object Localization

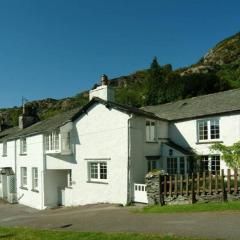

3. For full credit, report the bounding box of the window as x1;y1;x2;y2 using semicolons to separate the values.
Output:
2;142;7;156
211;155;220;174
200;156;209;172
179;157;185;174
197;119;220;141
21;167;27;188
89;162;107;182
146;120;156;142
45;130;60;152
167;157;178;174
32;168;38;190
200;155;220;174
210;119;220;139
148;160;157;172
68;170;73;187
198;120;208;140
61;131;71;154
20;138;27;155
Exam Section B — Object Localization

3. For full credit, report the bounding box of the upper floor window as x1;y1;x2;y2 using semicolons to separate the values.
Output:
146;120;156;142
197;119;220;141
45;130;60;153
2;142;7;156
20;138;27;155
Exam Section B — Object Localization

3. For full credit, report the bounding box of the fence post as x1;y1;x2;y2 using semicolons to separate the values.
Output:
209;171;212;195
221;169;226;202
174;174;178;195
180;174;183;196
159;174;164;206
164;175;167;197
191;173;196;203
186;174;189;196
196;172;200;196
234;169;238;194
227;169;231;194
215;171;218;193
202;171;206;195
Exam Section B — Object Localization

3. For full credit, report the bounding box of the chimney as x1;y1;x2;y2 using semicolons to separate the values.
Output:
89;74;115;102
19;104;39;129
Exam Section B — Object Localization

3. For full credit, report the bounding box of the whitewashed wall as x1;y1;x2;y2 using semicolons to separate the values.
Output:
169;113;240;172
69;103;130;206
16;134;45;210
0;141;16;170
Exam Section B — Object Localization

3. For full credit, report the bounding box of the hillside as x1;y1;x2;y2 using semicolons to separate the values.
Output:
0;31;240;127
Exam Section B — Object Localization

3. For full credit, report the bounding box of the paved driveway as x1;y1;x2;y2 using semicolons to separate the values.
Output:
0;202;240;240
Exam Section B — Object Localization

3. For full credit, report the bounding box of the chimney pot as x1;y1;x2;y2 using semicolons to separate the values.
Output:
101;74;108;86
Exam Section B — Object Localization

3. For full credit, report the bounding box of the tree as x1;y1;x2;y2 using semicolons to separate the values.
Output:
145;57;165;105
210;141;240;169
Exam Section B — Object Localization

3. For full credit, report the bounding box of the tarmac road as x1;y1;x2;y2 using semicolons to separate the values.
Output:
0;201;239;240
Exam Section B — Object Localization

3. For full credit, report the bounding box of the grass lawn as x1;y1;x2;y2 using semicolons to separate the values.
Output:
0;227;213;240
139;201;240;214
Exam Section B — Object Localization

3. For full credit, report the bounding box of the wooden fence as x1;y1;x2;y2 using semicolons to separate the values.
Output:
159;169;239;198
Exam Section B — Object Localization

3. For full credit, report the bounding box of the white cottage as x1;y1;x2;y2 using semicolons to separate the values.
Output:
0;76;240;209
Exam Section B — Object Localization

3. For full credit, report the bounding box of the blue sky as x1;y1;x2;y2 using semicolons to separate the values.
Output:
0;0;239;108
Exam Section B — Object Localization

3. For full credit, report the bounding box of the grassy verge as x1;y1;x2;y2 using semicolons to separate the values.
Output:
139;201;240;214
0;227;212;240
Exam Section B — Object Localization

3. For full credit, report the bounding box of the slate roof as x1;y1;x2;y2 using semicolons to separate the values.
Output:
0;97;162;142
164;141;193;155
142;88;240;121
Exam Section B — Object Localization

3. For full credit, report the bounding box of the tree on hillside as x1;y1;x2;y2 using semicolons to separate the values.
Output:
210;141;240;169
145;57;165;105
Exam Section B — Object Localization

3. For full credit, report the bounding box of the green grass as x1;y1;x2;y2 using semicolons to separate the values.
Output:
0;227;212;240
139;201;240;214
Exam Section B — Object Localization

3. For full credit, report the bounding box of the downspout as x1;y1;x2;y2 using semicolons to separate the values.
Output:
41;134;46;209
127;114;133;204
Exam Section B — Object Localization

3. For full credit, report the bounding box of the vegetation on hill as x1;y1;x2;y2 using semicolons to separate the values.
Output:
0;31;240;127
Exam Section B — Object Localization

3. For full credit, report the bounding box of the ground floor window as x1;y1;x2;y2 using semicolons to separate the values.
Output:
21;167;27;188
68;170;73;187
148;160;158;172
200;155;220;174
89;162;107;182
32;168;38;190
167;157;188;175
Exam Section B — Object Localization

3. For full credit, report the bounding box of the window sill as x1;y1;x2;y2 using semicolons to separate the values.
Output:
196;140;223;145
146;141;158;144
45;150;61;154
31;189;39;193
86;181;108;185
20;186;28;190
20;153;27;156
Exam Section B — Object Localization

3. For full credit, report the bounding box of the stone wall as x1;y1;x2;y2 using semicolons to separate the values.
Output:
145;171;240;206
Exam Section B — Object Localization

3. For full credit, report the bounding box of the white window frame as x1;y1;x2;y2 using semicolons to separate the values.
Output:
2;142;7;156
88;162;108;182
200;155;220;174
197;118;220;142
67;170;73;187
45;130;61;153
32;167;38;190
21;167;27;188
20;138;27;155
146;119;156;142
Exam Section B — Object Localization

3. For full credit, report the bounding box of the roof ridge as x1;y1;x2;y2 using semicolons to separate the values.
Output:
143;88;240;108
